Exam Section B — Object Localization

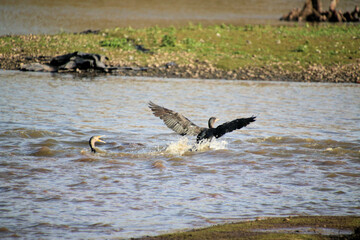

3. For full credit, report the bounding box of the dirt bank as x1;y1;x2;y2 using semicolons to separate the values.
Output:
1;53;359;83
1;24;359;83
134;216;360;240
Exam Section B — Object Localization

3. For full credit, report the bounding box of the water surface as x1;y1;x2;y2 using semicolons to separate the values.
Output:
0;71;359;239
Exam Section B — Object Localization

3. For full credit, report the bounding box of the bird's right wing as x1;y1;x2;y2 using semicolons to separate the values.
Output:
148;101;203;136
214;116;256;138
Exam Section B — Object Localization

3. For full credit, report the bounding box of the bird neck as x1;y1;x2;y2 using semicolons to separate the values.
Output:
208;118;215;128
91;147;96;153
89;138;96;153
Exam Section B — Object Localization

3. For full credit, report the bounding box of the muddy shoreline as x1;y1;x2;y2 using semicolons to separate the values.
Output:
1;54;359;83
133;216;360;240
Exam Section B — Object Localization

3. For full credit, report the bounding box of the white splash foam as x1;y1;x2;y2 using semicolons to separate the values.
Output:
210;139;228;150
165;137;228;155
165;137;192;155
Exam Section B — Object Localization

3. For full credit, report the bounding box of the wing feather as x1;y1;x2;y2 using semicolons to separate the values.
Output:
148;101;203;136
214;116;256;138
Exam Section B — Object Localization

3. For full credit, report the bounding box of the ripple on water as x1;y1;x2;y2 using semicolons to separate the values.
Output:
31;138;59;148
336;172;360;178
1;73;360;239
315;160;347;166
73;157;101;163
29;168;52;174
1;128;60;139
248;136;360;161
31;146;56;157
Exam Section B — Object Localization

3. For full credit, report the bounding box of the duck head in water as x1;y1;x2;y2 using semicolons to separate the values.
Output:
89;135;106;153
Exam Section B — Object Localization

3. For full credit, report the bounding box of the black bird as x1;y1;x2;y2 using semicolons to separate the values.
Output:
148;101;256;143
89;136;106;153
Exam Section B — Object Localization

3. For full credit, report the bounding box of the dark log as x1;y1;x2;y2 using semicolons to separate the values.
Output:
312;0;322;12
298;0;314;21
342;5;360;22
351;5;360;21
281;0;359;22
281;0;325;22
330;0;339;12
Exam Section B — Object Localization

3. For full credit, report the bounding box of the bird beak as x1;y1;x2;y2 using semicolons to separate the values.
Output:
215;118;219;122
97;135;106;143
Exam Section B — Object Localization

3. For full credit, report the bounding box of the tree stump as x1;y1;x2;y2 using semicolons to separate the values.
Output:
280;0;359;22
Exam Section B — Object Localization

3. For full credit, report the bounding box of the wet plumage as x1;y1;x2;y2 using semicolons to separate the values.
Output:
148;101;256;143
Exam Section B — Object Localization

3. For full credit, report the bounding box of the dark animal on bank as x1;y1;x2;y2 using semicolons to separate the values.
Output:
148;101;256;143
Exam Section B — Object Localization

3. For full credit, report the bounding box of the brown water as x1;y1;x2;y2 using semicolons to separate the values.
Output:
0;70;359;239
0;0;359;35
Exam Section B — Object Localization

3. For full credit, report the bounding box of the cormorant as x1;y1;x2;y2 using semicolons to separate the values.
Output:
148;101;256;143
89;136;106;153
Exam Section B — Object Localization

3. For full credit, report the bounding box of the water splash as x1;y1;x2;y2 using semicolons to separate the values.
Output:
165;137;192;155
208;139;228;150
165;137;227;155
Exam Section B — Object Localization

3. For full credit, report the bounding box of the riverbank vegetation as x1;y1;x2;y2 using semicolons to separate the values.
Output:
135;216;360;240
0;24;359;82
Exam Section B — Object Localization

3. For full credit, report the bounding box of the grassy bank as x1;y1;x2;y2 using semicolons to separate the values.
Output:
0;24;359;82
135;216;360;240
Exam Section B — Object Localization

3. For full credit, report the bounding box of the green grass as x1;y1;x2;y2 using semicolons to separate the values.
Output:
1;24;359;71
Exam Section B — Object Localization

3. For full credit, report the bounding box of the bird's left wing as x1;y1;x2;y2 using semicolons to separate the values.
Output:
214;116;256;138
148;101;203;136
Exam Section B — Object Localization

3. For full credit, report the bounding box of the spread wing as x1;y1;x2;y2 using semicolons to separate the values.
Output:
214;116;256;138
148;101;203;136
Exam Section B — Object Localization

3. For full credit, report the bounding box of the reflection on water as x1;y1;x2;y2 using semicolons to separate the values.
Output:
0;71;359;239
1;0;359;35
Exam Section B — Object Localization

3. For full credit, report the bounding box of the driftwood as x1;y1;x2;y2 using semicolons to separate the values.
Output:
281;0;359;22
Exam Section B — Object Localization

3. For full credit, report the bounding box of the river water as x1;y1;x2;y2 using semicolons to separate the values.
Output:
1;0;359;35
0;70;359;239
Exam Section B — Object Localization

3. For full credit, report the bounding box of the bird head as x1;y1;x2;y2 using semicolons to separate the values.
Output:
89;135;106;153
208;117;219;128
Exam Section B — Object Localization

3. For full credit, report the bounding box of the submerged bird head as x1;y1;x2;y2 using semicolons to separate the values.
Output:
208;117;219;128
89;135;106;153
